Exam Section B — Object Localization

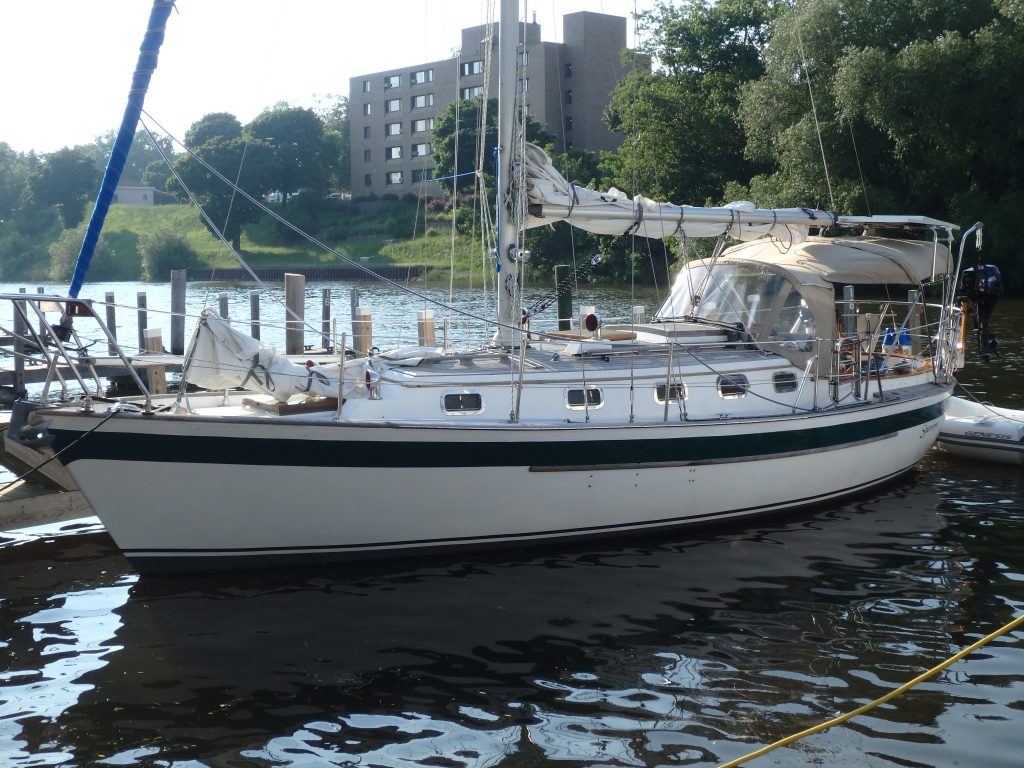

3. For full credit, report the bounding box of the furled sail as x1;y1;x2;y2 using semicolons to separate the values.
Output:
521;143;836;245
185;311;369;402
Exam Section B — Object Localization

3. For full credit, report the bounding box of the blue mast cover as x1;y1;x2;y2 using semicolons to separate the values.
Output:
69;0;176;298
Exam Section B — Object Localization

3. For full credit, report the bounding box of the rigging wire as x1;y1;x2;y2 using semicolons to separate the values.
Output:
796;28;836;211
139;110;529;342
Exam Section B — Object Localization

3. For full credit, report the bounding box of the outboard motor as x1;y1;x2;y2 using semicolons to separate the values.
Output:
958;263;1002;361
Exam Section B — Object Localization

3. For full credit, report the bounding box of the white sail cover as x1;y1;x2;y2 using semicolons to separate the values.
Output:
522;143;835;245
185;311;369;402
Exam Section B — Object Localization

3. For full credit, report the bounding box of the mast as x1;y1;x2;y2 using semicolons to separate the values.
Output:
494;0;521;346
69;0;176;298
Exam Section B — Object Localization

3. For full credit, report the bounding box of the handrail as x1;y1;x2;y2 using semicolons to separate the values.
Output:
1;294;153;411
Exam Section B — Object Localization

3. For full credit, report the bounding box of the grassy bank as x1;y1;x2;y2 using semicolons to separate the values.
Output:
99;201;484;282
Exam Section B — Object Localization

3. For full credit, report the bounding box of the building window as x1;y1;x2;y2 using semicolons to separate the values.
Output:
362;125;371;139
566;388;602;409
385;122;402;137
386;145;402;160
412;118;434;133
460;60;484;77
363;149;371;162
564;116;574;132
385;98;401;113
717;374;749;399
519;50;529;66
411;168;433;183
411;68;434;84
411;93;434;109
384;74;401;89
362;103;372;115
564;89;573;104
411;142;430;157
460;85;483;100
363;174;372;187
362;80;371;93
564;62;573;78
386;171;403;185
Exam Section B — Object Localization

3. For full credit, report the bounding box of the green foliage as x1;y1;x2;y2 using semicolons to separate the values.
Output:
139;230;202;281
26;147;101;228
603;0;780;203
316;94;350;191
246;105;335;201
93;129;175;184
185;113;243;148
46;222;121;282
739;0;1024;287
432;97;554;194
170;119;266;251
0;142;29;223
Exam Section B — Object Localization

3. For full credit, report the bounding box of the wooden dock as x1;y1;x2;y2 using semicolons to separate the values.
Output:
0;411;94;531
0;352;184;389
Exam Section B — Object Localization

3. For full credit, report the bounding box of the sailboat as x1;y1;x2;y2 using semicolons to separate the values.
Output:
0;0;989;572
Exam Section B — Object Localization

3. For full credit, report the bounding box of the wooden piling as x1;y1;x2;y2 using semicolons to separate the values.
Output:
136;292;148;354
218;291;229;320
12;288;26;396
555;265;572;331
284;273;305;354
104;291;118;356
353;307;372;356
170;270;186;355
142;328;167;395
417;309;436;347
321;288;332;351
250;291;260;340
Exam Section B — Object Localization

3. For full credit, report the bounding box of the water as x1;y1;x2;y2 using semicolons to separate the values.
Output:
1;290;1022;767
0;279;667;355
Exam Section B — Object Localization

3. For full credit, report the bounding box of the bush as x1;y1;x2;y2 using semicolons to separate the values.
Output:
47;223;119;281
139;230;202;281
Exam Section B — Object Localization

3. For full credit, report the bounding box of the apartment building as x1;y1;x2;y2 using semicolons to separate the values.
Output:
349;11;629;197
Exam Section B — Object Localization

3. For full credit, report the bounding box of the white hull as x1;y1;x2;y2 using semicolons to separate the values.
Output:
936;396;1024;466
47;387;948;570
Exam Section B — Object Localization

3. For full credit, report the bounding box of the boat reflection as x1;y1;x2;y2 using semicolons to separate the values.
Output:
0;464;1021;766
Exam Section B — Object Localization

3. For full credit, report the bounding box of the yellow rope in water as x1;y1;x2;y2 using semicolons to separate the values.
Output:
716;612;1024;768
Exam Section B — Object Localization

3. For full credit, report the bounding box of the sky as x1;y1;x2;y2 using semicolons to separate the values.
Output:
1;0;656;155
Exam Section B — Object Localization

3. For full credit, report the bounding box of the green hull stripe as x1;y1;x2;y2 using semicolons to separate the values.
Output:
50;403;944;469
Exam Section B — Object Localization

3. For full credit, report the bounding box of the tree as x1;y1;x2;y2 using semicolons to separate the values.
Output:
170;134;265;252
93;129;175;185
431;96;554;194
602;0;782;204
245;105;334;203
316;94;350;192
0;142;29;224
26;147;101;228
169;113;269;252
185;113;243;149
736;0;1024;286
47;221;117;281
139;230;202;281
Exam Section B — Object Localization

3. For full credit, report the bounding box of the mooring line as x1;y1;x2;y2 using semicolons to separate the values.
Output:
716;612;1024;768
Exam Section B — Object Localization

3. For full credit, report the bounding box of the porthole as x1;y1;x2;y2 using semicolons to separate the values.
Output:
655;382;686;404
442;391;483;414
717;374;749;399
566;387;602;409
773;371;798;393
